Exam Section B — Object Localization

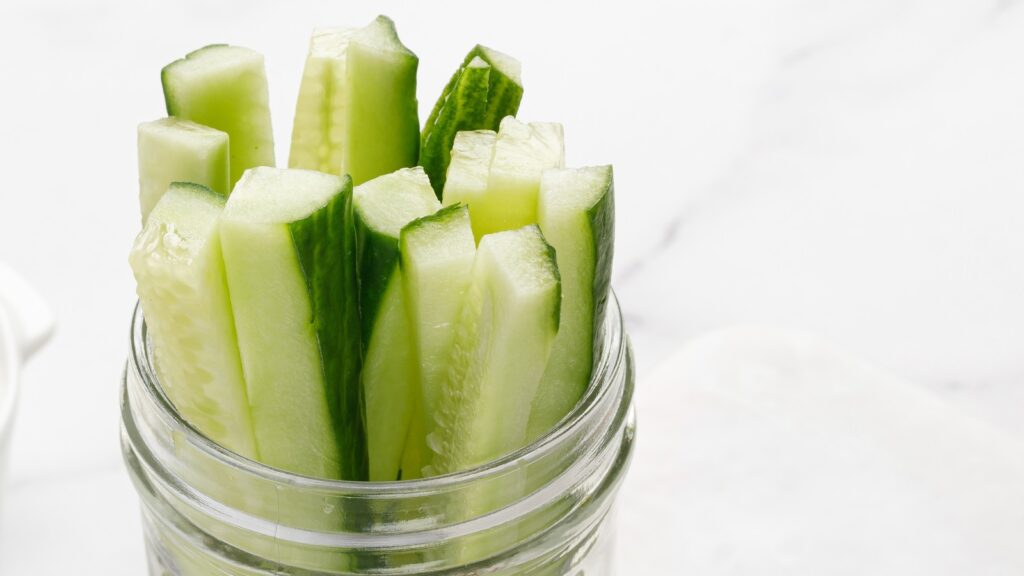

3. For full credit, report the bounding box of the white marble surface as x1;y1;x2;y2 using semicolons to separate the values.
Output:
622;327;1024;574
0;0;1023;573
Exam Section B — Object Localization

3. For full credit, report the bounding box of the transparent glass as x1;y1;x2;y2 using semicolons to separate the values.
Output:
121;295;636;575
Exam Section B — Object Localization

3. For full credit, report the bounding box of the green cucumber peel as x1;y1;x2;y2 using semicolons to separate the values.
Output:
289;183;366;481
354;167;441;342
420;45;524;197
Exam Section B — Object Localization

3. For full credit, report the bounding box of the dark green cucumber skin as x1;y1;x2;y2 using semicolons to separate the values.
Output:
419;64;490;198
419;45;524;197
586;171;615;374
159;45;225;101
400;202;469;241
468;45;524;142
534;224;563;333
354;213;401;345
288;174;368;481
478;57;523;128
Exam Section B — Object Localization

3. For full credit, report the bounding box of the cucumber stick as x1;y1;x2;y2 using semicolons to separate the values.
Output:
400;205;476;475
426;225;561;475
443;117;564;241
220;167;365;480
353;167;441;481
129;183;257;459
289;16;419;185
527;166;615;440
162;45;275;187
420;45;523;196
137;118;229;223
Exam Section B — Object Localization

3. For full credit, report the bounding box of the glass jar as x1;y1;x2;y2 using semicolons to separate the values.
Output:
120;295;636;575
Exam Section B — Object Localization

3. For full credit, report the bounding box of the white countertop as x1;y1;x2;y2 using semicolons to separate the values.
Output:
1;0;1023;573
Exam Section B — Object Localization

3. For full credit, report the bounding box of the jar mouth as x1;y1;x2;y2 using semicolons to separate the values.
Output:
125;292;631;495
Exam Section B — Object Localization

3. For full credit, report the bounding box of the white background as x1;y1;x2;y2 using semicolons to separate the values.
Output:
1;0;1024;573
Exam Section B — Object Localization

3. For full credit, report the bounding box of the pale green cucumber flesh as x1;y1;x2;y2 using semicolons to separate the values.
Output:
427;225;561;475
420;44;524;196
129;183;258;459
360;273;416;482
137;118;229;223
354;167;440;481
400;204;476;475
398;409;428;480
441;130;496;210
467;117;565;240
345;16;419;184
289;16;419;185
162;45;275;187
288;27;356;175
220;167;365;480
527;166;615;441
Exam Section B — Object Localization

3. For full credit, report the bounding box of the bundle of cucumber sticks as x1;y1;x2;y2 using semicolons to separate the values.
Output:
130;15;614;482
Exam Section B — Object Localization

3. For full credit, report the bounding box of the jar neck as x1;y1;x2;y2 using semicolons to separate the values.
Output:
122;295;635;572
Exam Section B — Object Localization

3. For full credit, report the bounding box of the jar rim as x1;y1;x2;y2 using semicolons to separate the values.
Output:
126;292;630;495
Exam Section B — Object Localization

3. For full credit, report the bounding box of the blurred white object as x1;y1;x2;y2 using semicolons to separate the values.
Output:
0;262;54;515
619;326;1024;575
